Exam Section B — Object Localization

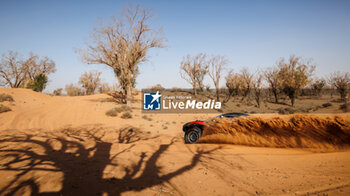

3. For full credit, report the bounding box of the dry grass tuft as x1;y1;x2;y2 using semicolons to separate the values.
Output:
199;115;350;151
121;112;132;119
0;104;11;113
142;115;152;121
105;105;132;117
106;108;118;117
0;94;14;102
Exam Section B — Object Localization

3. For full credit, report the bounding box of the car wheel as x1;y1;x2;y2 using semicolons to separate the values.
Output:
184;127;202;144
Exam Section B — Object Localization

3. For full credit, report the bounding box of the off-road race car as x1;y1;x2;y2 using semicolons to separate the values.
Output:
182;113;249;144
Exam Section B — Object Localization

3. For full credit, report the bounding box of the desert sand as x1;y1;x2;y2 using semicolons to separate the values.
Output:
0;88;349;196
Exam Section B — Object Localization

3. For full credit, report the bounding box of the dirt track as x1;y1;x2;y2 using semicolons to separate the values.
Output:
0;88;349;195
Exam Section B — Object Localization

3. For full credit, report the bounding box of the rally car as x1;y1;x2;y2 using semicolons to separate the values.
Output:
182;113;249;144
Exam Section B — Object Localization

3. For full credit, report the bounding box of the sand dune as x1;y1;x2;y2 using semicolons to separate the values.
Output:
0;88;349;195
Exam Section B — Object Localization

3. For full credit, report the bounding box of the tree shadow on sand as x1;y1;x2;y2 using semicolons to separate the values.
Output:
0;127;219;195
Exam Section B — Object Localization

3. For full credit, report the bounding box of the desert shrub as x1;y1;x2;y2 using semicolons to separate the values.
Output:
150;84;165;91
142;115;152;121
65;83;84;96
53;88;63;96
0;104;11;113
162;125;168;129
322;102;332;108
311;78;326;96
225;70;244;99
117;105;132;113
79;71;101;95
328;72;350;101
171;87;181;92
121;112;132;119
278;55;315;106
106;105;132;117
25;73;48;92
106;108;119;117
206;85;211;92
0;94;14;102
277;107;295;114
99;83;112;94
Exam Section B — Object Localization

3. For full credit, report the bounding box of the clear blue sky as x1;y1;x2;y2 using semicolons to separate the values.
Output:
1;0;349;92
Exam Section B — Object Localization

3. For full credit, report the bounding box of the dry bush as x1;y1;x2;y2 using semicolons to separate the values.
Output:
24;73;48;92
105;108;119;117
106;105;132;117
328;72;350;101
0;104;11;113
121;112;132;119
79;5;165;106
0;93;14;102
225;70;244;101
278;55;315;106
171;87;181;92
142;115;152;121
149;84;165;91
199;115;350;151
277;107;296;114
205;84;211;92
53;88;63;96
78;71;101;95
0;51;55;88
311;78;326;96
115;105;132;113
180;53;208;96
98;83;112;94
240;68;253;101
65;83;84;96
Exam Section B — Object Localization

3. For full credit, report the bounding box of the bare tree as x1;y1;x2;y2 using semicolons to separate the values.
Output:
240;68;254;101
79;5;165;106
180;53;208;96
278;55;315;106
328;72;350;101
23;53;56;81
0;51;27;88
225;69;243;101
208;55;228;101
0;51;56;88
264;66;282;103
78;71;102;95
252;72;264;107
